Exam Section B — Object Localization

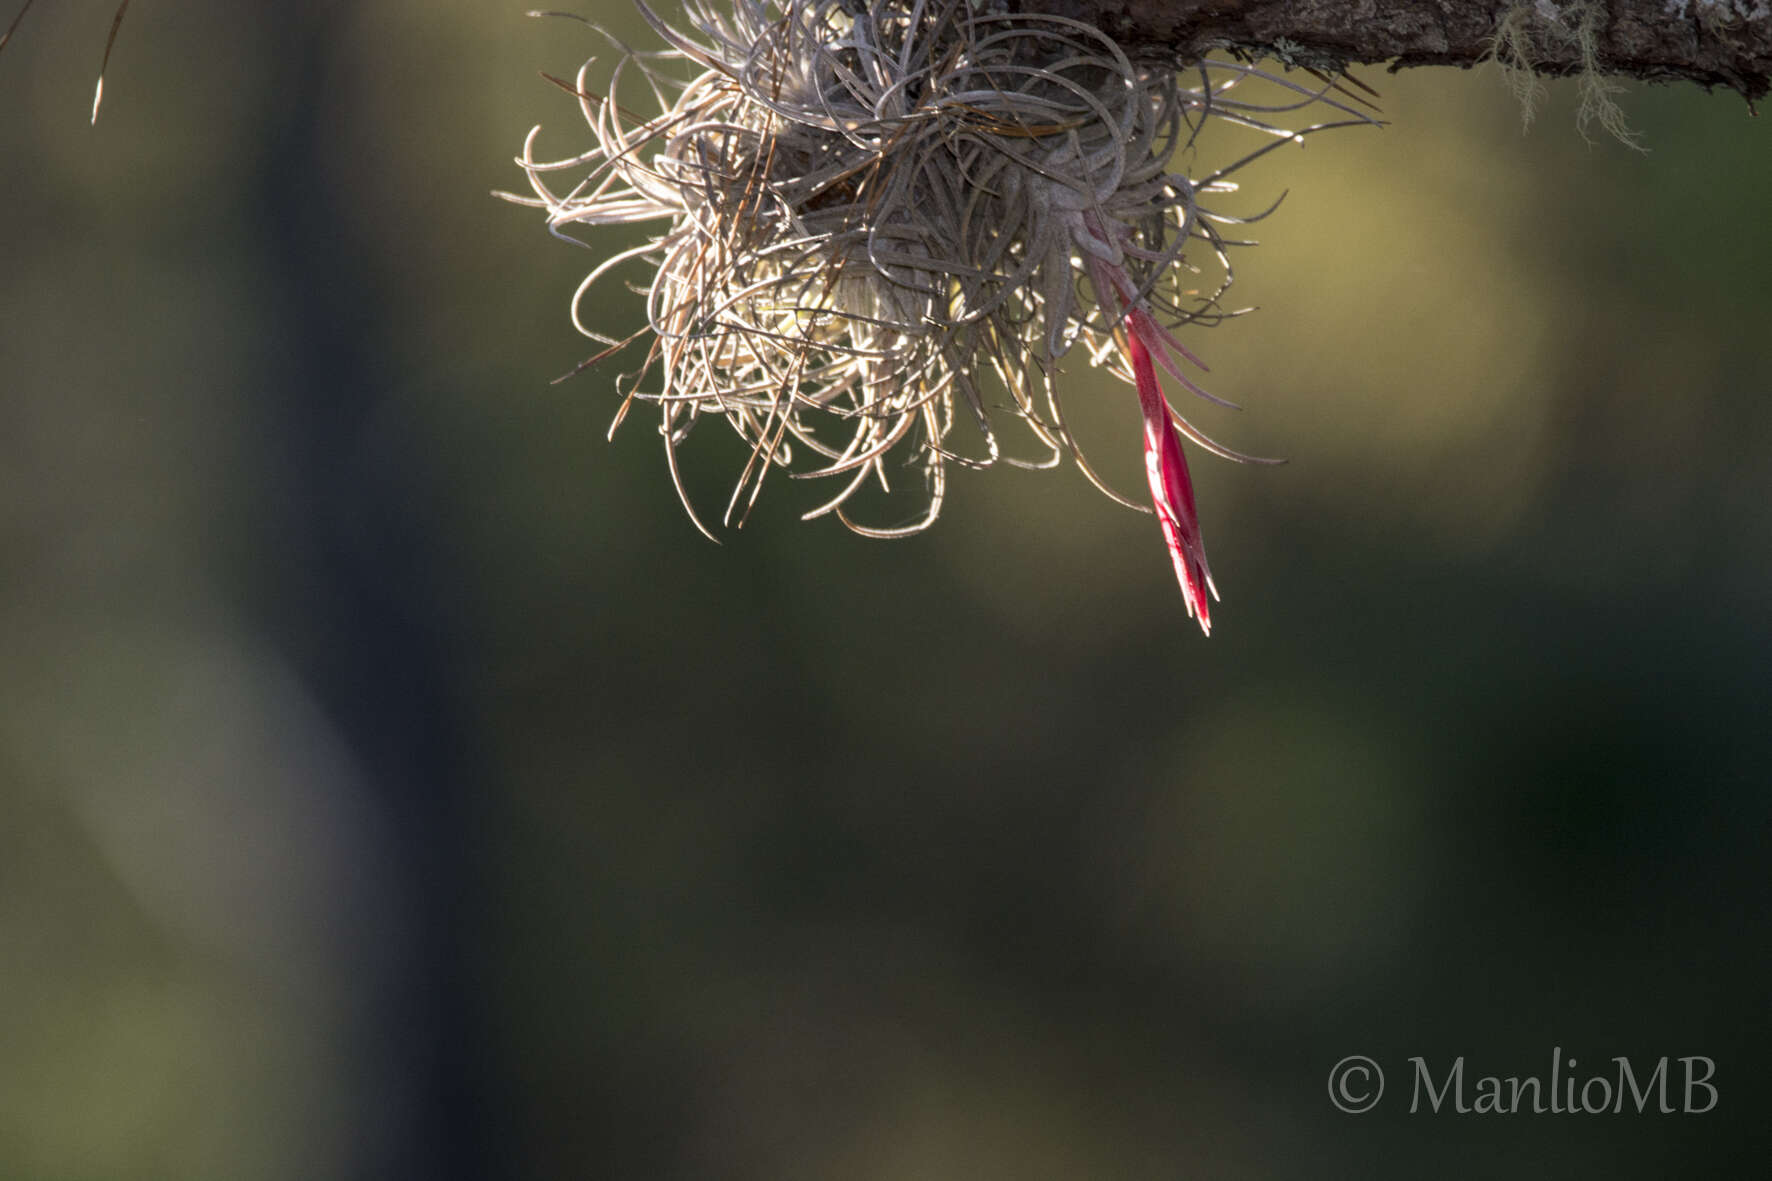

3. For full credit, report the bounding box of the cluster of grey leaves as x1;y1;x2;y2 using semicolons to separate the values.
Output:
504;0;1369;536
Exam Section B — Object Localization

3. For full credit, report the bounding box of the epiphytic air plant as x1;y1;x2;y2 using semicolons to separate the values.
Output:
500;0;1376;634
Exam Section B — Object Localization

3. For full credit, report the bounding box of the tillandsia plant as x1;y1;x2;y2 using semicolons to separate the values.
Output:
500;0;1376;635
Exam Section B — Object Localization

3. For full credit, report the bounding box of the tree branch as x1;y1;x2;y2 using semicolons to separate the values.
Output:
1033;1;1772;103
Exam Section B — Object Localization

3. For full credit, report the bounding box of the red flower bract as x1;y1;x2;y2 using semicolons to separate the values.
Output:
1127;326;1216;634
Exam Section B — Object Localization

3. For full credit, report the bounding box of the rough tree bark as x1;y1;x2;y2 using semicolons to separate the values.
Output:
1030;0;1772;102
7;4;1769;105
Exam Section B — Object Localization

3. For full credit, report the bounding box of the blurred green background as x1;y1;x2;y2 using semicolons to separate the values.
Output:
3;2;1769;1178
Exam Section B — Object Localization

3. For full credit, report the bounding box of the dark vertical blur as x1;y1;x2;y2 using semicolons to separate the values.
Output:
240;6;489;1179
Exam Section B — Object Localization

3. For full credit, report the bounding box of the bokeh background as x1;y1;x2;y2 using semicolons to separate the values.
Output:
3;2;1769;1178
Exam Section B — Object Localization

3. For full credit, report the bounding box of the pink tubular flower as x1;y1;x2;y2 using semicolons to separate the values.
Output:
1073;211;1228;634
1127;324;1217;634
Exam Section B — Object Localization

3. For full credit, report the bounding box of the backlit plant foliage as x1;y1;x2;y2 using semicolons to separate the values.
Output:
502;0;1374;633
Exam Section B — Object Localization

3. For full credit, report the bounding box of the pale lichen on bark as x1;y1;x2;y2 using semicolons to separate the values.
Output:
1027;0;1772;102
